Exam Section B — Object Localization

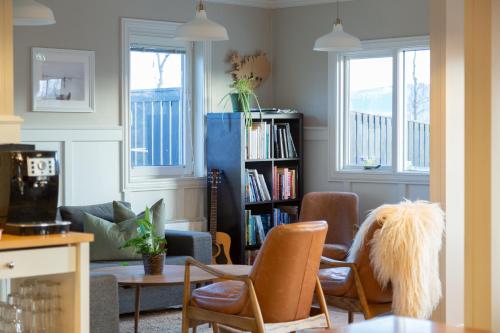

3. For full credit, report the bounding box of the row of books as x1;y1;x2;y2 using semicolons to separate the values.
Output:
245;206;299;246
274;206;298;225
245;122;271;160
273;167;297;201
274;123;298;159
245;169;272;202
244;211;272;246
243;122;298;161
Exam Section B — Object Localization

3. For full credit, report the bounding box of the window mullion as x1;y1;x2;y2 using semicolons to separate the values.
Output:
392;49;400;174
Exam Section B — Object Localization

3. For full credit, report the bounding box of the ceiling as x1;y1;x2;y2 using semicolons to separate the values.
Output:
205;0;351;9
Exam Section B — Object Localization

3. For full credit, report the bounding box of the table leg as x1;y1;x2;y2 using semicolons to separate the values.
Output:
134;285;141;333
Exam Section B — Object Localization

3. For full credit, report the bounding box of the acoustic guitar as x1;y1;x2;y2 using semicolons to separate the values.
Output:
208;169;233;264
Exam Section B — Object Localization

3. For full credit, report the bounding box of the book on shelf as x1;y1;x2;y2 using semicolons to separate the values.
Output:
245;169;271;203
245;122;271;160
273;123;298;159
273;167;297;200
274;206;299;225
245;210;272;246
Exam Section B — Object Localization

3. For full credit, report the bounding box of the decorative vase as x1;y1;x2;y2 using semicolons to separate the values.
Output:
142;253;165;275
230;93;244;112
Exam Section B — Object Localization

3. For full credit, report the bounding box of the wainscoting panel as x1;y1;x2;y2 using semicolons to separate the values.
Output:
303;127;430;221
21;127;207;231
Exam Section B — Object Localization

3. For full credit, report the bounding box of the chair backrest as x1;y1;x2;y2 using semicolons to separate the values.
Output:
245;221;327;323
346;221;393;303
299;192;358;247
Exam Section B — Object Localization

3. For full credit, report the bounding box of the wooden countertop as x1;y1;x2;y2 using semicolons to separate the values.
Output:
0;232;94;250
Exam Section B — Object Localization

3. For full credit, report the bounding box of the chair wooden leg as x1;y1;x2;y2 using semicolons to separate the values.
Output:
212;323;220;333
315;276;332;328
348;311;354;324
193;326;198;333
182;263;192;333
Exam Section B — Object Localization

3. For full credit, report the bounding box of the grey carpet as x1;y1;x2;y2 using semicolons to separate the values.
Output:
120;308;363;333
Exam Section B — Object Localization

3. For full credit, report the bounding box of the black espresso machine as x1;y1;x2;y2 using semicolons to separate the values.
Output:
0;146;71;235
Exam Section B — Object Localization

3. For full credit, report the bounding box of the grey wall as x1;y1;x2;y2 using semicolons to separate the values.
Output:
272;0;429;126
13;0;273;127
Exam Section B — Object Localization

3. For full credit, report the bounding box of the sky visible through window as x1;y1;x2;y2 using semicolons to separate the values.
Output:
349;50;430;122
130;51;182;90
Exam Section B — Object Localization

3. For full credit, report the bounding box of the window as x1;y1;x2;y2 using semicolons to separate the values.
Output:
129;47;187;169
331;37;430;181
122;19;194;186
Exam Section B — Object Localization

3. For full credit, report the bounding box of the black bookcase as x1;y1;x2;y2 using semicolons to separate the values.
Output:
207;112;304;264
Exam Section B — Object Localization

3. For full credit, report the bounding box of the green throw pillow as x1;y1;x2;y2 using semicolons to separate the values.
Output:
83;213;142;261
113;199;166;238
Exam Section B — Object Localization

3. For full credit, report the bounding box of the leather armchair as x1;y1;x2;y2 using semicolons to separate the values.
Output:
319;221;392;323
182;221;332;333
299;192;359;260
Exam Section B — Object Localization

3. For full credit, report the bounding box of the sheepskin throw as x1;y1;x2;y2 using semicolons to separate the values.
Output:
347;200;445;319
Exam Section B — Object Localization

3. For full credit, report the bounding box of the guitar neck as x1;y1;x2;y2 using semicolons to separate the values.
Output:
209;183;218;240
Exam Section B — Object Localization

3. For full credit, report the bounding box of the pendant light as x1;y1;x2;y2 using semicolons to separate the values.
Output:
13;0;56;26
313;0;361;52
175;0;228;41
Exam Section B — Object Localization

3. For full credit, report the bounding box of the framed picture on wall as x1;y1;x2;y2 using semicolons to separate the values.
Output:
32;47;95;113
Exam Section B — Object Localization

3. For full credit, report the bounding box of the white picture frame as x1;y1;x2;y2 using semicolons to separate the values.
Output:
32;48;95;113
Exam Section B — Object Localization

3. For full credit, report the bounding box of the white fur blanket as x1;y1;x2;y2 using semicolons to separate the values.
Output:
347;200;445;319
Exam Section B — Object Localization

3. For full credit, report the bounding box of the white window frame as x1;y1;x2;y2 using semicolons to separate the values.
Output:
328;36;430;184
121;18;210;191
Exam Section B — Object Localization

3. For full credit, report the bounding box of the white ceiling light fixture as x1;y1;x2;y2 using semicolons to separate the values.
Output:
13;0;56;26
313;0;361;52
175;0;229;41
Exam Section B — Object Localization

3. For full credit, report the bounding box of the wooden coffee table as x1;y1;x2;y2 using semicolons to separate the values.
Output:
91;264;252;333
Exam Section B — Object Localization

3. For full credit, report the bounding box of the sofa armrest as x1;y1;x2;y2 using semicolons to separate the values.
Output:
165;230;212;264
90;273;119;333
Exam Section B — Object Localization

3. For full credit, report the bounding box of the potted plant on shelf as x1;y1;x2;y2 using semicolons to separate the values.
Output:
121;208;166;275
221;77;262;127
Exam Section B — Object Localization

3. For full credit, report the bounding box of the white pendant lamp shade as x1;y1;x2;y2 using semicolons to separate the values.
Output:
314;19;361;52
175;2;228;41
13;0;56;26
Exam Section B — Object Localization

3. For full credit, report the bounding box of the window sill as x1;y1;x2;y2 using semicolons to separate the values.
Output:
124;175;206;192
329;169;429;185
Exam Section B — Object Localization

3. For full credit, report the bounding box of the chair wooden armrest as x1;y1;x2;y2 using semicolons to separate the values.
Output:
320;256;356;268
185;257;250;282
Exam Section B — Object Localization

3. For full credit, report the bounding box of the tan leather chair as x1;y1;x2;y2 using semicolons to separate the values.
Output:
182;221;331;333
299;192;359;260
318;221;392;323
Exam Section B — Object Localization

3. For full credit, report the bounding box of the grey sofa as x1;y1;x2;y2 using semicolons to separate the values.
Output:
58;202;212;333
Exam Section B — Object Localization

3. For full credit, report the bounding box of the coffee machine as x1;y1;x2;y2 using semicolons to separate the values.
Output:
0;148;71;235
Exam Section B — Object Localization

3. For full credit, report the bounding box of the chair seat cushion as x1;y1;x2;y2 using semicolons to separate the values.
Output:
318;267;353;296
322;244;349;261
191;280;247;315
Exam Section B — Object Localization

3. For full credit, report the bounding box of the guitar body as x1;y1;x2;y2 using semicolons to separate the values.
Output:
212;231;233;264
208;169;234;265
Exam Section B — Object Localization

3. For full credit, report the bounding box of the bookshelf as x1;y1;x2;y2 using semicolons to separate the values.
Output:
207;112;303;264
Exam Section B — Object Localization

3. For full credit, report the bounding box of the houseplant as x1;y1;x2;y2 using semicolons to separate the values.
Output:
221;77;262;127
121;207;167;275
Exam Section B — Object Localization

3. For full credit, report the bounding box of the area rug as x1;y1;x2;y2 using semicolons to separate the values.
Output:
120;308;363;333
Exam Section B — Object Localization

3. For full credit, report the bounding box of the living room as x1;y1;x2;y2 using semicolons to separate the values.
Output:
0;0;499;332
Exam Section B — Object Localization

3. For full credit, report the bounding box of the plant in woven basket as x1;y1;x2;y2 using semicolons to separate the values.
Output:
121;207;166;275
